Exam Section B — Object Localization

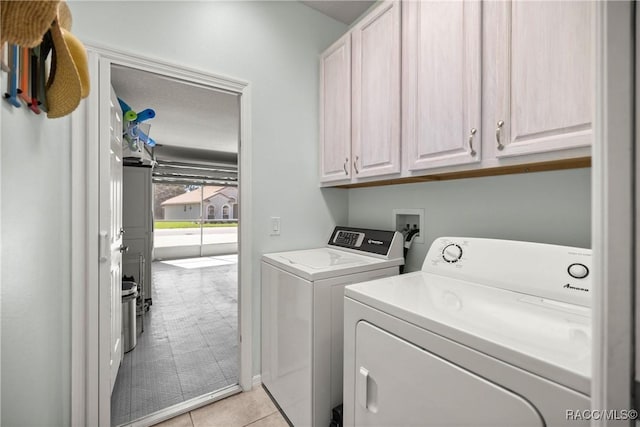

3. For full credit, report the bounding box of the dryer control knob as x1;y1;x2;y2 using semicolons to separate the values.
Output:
568;263;589;279
442;244;463;263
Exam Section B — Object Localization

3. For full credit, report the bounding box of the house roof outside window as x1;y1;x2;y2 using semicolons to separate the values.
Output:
161;186;236;206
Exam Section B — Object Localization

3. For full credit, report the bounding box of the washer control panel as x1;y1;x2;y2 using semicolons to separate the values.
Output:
333;230;365;247
327;226;404;260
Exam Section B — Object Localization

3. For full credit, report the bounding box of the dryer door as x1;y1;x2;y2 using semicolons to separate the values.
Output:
354;321;545;427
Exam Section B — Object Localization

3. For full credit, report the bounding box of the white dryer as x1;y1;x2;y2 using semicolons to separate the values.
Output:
344;237;592;427
262;227;404;427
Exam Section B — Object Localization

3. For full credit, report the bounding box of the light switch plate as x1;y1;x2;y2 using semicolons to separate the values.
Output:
270;217;281;236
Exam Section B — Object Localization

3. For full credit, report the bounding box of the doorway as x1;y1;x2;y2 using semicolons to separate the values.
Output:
73;47;253;427
111;64;241;426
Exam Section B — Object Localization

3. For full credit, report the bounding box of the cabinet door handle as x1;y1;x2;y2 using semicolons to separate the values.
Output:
343;158;349;175
496;120;505;151
468;128;477;156
353;156;360;174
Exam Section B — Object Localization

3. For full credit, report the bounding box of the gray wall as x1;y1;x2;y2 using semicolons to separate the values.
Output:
69;0;349;377
1;101;72;424
1;4;592;425
348;168;592;273
0;5;347;424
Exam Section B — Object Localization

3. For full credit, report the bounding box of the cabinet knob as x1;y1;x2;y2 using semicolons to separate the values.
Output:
496;120;505;151
353;156;360;174
343;158;349;175
468;128;477;157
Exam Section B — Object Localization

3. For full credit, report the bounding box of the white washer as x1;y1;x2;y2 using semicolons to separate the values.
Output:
262;227;404;427
344;237;592;427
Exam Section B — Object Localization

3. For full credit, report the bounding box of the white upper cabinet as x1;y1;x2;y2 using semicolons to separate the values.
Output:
490;1;593;158
403;1;482;172
351;1;401;179
319;0;592;187
319;33;352;183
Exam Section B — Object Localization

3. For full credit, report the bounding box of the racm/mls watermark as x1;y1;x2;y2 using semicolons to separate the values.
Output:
566;409;638;421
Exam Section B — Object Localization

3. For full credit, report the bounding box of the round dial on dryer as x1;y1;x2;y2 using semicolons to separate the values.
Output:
442;244;463;263
568;263;589;279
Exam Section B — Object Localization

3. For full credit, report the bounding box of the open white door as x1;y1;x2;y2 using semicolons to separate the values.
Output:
98;75;124;400
109;85;124;390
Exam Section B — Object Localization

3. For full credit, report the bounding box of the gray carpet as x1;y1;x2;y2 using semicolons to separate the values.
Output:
111;256;239;426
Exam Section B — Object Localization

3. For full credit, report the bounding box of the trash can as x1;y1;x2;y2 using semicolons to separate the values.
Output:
122;281;138;353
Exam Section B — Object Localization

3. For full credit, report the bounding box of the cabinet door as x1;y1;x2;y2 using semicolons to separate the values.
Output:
403;1;481;172
493;1;593;158
351;1;401;179
319;33;352;183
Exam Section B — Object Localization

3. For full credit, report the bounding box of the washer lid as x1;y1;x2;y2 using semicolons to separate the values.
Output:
262;248;402;281
345;272;591;394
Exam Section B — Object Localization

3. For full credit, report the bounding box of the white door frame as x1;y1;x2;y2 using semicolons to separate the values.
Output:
70;44;253;426
592;0;636;423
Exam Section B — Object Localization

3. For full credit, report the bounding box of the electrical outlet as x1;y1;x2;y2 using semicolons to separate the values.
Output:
270;217;281;236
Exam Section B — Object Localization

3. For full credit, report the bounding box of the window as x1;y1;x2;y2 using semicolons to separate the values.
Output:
232;203;238;220
153;183;237;250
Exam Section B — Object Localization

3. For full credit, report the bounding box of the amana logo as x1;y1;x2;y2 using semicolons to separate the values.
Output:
368;239;383;245
564;283;589;292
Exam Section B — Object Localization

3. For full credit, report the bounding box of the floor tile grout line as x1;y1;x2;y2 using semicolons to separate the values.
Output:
115;260;239;424
165;308;190;401
163;260;236;394
242;409;279;427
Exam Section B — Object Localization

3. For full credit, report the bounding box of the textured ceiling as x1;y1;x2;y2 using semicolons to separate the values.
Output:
111;65;240;158
300;0;375;24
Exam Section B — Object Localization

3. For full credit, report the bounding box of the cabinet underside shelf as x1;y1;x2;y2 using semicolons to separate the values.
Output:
334;157;591;189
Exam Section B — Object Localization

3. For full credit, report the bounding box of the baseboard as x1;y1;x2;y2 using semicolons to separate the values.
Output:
252;374;262;388
127;384;241;427
124;379;262;427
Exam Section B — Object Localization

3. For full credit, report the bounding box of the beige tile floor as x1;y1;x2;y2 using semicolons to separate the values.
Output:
153;387;289;427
